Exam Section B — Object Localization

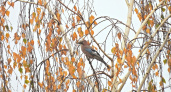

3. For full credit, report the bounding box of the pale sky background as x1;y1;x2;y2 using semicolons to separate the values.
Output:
2;0;171;92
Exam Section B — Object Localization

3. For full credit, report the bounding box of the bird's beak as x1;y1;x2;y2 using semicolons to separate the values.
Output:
77;41;83;44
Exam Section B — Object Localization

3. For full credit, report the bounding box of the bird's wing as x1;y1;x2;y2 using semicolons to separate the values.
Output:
85;47;100;57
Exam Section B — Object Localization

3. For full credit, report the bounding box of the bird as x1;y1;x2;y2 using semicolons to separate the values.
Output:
77;40;110;69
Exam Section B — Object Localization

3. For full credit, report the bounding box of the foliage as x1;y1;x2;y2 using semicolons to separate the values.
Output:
0;0;171;92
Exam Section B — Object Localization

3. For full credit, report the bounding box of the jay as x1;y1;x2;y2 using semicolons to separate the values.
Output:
77;40;110;68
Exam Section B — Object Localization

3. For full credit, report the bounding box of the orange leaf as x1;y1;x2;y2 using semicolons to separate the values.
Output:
89;15;95;23
30;40;34;45
76;15;81;22
8;67;13;74
1;35;4;40
6;33;10;38
134;8;138;14
94;21;97;25
74;5;77;11
85;29;89;35
30;19;33;25
4;65;7;69
72;22;75;28
76;81;80;87
11;2;14;8
71;57;75;62
108;81;112;87
38;82;43;88
73;89;76;92
146;28;150;34
117;32;121;40
38;0;42;5
56;12;60;22
1;17;5;24
62;8;64;13
91;30;94;35
7;1;11;5
66;79;70;86
142;25;146;30
77;27;82;32
72;32;77;41
23;84;27;89
117;58;122;64
137;13;142;21
124;65;127;68
168;6;171;12
37;8;41;15
155;71;159;76
66;24;69;28
6;10;10;17
149;20;154;27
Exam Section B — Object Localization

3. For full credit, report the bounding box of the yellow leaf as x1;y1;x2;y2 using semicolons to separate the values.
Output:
62;8;64;13
146;28;150;34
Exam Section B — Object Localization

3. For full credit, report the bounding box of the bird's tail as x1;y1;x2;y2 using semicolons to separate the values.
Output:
100;60;110;69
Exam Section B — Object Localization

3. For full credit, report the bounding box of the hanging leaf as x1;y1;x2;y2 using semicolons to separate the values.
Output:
161;8;165;12
37;7;41;15
19;67;23;73
6;33;10;38
74;5;77;11
117;32;121;40
25;79;29;84
163;59;167;64
85;29;89;35
146;28;150;34
6;10;10;17
134;8;138;14
90;30;94;35
23;39;27;44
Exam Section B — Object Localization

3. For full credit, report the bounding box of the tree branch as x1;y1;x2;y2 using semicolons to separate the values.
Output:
138;27;171;92
118;13;171;92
